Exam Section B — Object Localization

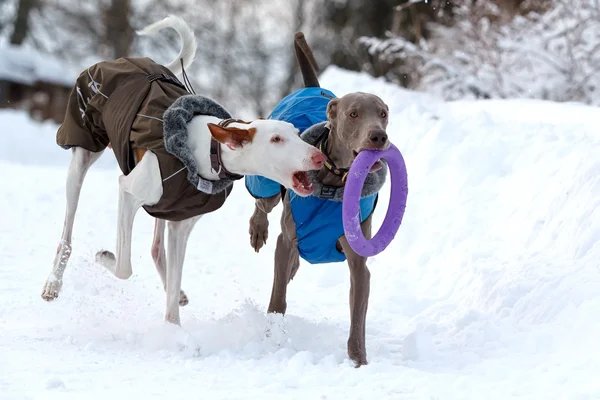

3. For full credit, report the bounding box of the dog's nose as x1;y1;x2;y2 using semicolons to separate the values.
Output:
311;151;326;168
369;130;388;146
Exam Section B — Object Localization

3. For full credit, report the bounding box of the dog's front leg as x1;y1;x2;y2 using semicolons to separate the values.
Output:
339;213;374;367
97;151;163;280
249;193;281;252
96;177;144;279
164;216;201;325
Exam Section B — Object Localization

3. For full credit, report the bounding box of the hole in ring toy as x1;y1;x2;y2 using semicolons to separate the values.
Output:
342;143;408;257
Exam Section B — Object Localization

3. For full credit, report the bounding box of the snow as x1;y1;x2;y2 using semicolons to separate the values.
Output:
0;44;78;86
1;66;600;399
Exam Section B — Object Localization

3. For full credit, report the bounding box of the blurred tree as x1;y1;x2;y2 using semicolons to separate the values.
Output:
314;0;455;76
102;0;133;59
0;0;320;116
319;0;397;71
9;0;37;45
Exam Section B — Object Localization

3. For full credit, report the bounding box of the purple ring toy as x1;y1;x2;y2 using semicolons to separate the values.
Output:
342;143;408;257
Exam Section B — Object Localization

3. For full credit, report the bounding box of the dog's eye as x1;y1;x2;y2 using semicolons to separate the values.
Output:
270;135;282;143
349;111;358;118
381;111;387;118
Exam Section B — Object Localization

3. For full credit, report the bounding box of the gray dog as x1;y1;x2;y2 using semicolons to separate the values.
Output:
244;33;390;367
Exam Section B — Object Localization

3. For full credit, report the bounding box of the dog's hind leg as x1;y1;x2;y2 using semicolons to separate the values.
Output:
268;233;300;314
164;216;201;325
41;147;104;301
97;151;162;280
267;194;300;314
151;218;189;306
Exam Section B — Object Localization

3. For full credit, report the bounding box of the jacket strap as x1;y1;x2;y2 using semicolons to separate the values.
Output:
146;73;187;91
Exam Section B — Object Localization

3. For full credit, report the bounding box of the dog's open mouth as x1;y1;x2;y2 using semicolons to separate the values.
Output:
353;150;382;172
292;171;314;195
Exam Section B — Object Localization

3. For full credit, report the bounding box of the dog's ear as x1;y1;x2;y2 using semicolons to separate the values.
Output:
326;98;339;121
207;123;256;150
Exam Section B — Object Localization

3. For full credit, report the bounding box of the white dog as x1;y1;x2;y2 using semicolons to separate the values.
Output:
41;15;325;325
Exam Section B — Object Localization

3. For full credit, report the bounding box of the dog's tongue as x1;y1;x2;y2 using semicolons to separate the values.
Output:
293;171;313;193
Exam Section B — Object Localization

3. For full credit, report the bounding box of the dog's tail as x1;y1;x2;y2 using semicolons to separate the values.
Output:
137;15;197;76
294;32;320;88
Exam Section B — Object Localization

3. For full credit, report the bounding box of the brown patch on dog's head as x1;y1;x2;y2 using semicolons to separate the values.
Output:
207;123;256;149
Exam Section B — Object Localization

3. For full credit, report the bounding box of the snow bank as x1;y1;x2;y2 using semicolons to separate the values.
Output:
0;44;78;86
0;67;599;399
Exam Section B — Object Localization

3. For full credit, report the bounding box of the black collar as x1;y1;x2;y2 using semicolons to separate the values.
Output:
317;127;349;184
209;118;249;181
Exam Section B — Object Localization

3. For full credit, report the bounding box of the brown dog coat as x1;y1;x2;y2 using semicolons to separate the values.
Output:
57;57;234;221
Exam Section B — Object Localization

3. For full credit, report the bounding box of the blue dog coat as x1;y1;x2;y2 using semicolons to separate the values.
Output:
245;87;377;264
288;190;377;264
245;87;335;199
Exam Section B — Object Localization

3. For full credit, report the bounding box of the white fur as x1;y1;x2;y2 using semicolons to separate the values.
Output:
136;15;197;75
185;116;223;180
97;151;162;280
41;148;104;300
41;16;325;326
187;116;321;187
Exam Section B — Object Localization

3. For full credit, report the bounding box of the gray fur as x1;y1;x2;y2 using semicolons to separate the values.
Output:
162;94;234;194
301;122;388;202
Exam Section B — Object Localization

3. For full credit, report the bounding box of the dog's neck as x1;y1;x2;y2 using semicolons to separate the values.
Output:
315;124;354;186
325;124;354;169
186;115;249;180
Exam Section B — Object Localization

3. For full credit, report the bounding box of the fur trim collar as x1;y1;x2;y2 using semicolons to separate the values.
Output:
162;94;234;194
300;122;388;202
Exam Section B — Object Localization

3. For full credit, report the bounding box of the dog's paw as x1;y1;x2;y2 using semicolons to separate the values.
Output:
41;278;62;301
95;250;116;266
95;250;118;276
249;213;269;253
348;340;368;367
349;353;368;368
179;290;189;306
352;357;368;368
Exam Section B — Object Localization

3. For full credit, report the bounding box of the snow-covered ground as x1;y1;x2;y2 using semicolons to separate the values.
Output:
1;67;599;399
